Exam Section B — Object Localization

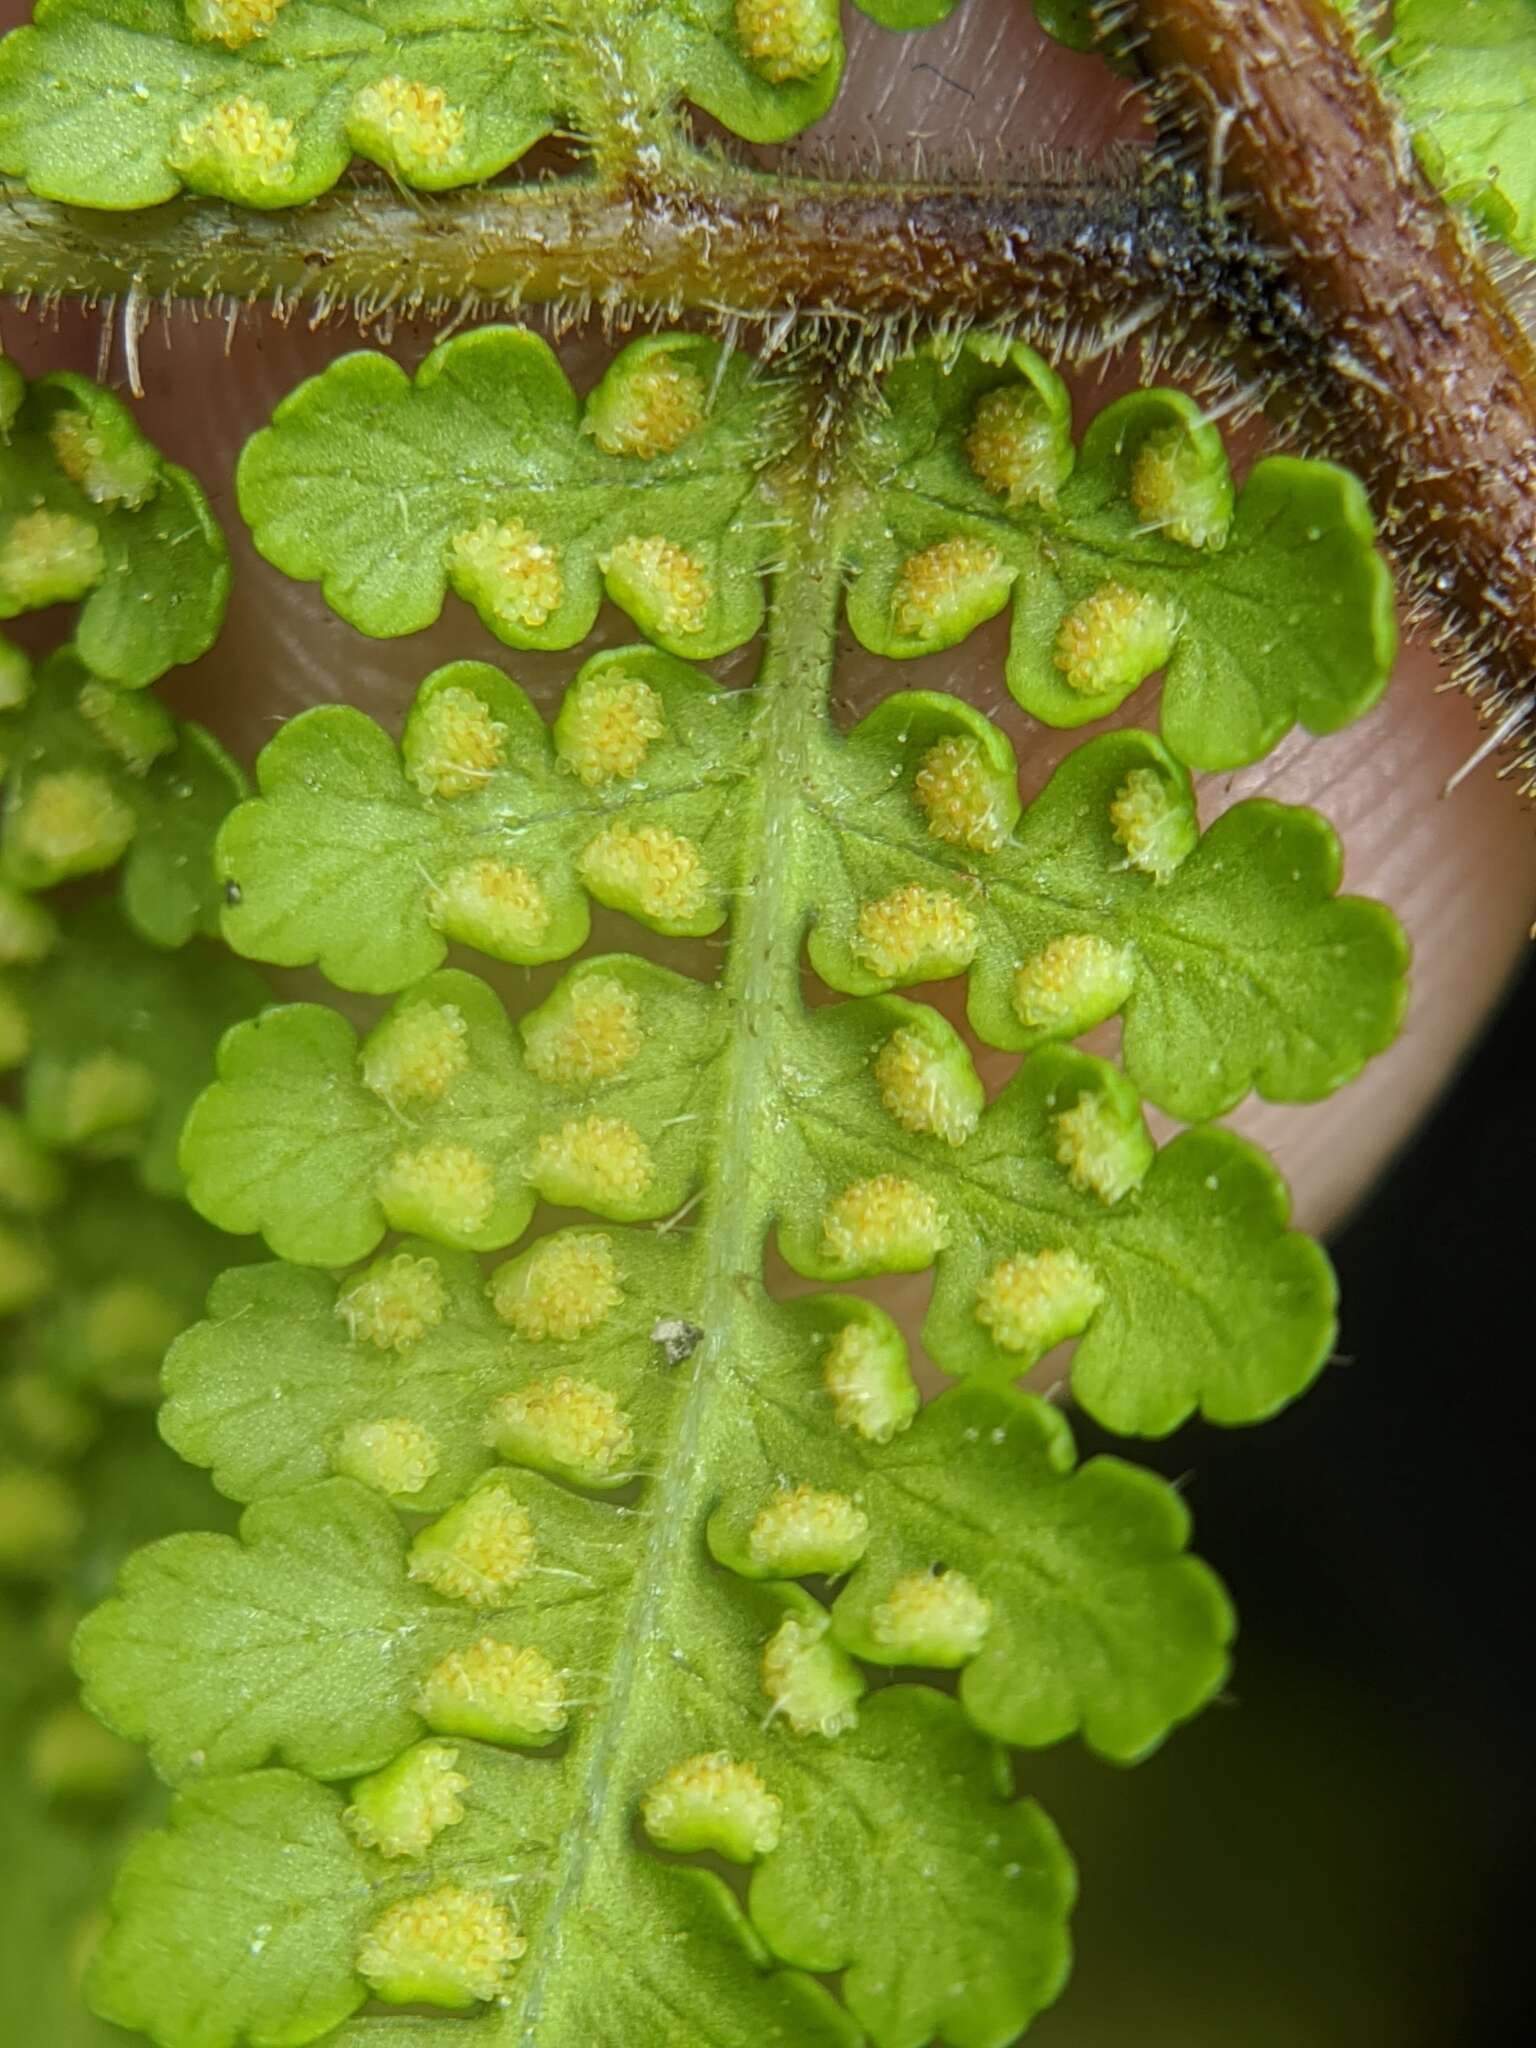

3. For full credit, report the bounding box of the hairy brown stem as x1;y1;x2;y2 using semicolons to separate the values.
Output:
1130;0;1536;740
0;156;1313;353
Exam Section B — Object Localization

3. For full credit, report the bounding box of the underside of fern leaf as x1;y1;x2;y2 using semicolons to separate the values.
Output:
48;324;1411;2048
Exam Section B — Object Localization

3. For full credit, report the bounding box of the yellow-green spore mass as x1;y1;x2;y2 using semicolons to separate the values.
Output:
485;1374;634;1487
554;672;666;787
853;882;978;982
602;535;711;640
872;1025;979;1146
1012;933;1135;1036
489;1231;623;1343
450;518;563;635
748;1483;869;1577
6;769;136;881
1053;1091;1152;1206
891;536;1013;643
532;1113;653;1211
350;77;468;181
337;1253;448;1351
0;1465;82;1574
760;1611;863;1736
48;410;157;508
735;0;838;82
170;96;298;198
0;1222;52;1316
1109;764;1196;883
1131;425;1233;549
1053;581;1179;697
0;509;104;609
419;1638;567;1746
345;1741;468;1860
59;1051;156;1143
381;1141;496;1241
357;1884;524;2009
522;974;642;1087
405;687;507;799
974;1247;1105;1357
185;0;288;48
428;857;552;957
588;360;708;458
579;819;711;926
408;1478;538;1608
81;1281;182;1375
965;384;1072;507
641;1752;782;1862
332;1416;441;1499
869;1567;992;1666
819;1173;945;1271
822;1320;919;1443
913;733;1010;853
361;1002;469;1110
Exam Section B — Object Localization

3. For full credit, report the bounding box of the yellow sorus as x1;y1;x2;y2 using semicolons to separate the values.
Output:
450;518;563;635
357;1883;524;2010
351;76;467;180
171;96;298;192
80;1282;181;1372
0;986;31;1068
532;1113;653;1211
1053;1091;1150;1206
819;1173;945;1271
760;1611;863;1737
974;1247;1105;1357
578;818;710;926
872;1025;979;1147
891;535;1010;641
965;384;1069;508
736;0;838;82
1012;932;1135;1034
489;1232;623;1343
555;672;666;788
747;1483;869;1577
0;509;104;609
6;771;136;877
77;680;173;775
602;535;711;640
1130;425;1232;549
345;1741;469;1860
852;882;978;982
1053;580;1179;697
362;1002;469;1111
337;1253;449;1352
869;1567;992;1666
913;734;1009;854
428;857;551;956
406;686;507;799
822;1321;919;1443
0;1467;81;1575
59;1051;155;1143
419;1637;567;1746
184;0;288;49
381;1141;497;1242
0;885;55;965
47;411;156;509
640;1752;782;1863
485;1375;634;1486
590;359;708;458
522;975;642;1088
1109;764;1196;884
332;1416;441;1499
408;1478;538;1608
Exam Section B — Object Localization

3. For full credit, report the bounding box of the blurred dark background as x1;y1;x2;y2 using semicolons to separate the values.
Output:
1029;949;1536;2046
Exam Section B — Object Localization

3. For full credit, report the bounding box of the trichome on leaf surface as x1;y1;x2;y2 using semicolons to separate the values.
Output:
0;1;1528;2043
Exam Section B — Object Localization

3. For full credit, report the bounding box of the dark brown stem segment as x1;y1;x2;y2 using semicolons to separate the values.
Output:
0;157;1306;351
1131;0;1536;722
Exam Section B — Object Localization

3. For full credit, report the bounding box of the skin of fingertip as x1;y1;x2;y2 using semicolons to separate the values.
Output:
0;0;1533;1253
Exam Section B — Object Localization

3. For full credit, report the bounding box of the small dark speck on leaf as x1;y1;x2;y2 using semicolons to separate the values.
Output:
223;880;242;905
651;1316;704;1366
